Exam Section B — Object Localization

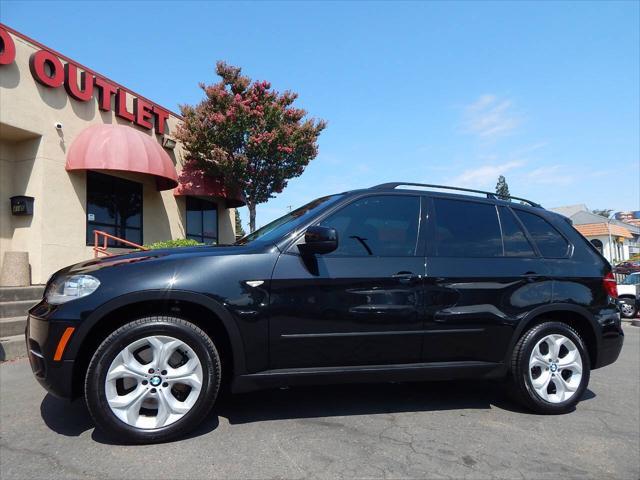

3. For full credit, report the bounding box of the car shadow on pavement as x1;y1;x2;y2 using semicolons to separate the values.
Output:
215;380;597;425
39;381;596;443
39;394;220;445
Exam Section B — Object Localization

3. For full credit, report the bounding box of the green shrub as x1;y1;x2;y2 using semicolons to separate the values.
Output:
144;238;202;250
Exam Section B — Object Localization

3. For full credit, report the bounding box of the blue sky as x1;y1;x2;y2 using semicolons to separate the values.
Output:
2;1;639;229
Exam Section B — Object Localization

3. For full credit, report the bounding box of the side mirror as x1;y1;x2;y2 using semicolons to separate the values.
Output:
298;226;338;255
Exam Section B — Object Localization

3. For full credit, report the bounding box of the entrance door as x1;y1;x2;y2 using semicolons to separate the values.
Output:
269;194;426;369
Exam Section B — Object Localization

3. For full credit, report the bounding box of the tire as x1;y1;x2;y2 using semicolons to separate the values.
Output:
619;299;637;319
85;316;221;444
510;321;590;414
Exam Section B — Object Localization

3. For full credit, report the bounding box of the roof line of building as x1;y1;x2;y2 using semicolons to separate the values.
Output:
0;22;184;120
574;222;634;239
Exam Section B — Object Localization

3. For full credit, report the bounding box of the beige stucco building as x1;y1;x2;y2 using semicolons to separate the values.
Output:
0;24;242;285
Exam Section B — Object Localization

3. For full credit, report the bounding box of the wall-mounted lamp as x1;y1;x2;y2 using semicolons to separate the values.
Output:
162;136;177;150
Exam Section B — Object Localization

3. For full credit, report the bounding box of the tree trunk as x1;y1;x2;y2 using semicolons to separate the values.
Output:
248;202;257;233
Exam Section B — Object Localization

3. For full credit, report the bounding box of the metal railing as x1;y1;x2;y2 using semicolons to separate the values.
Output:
93;230;148;258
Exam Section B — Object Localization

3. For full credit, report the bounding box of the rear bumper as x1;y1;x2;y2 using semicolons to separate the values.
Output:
594;331;624;369
593;310;624;369
26;310;77;399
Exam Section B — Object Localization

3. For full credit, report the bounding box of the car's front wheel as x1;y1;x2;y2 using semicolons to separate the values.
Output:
510;321;590;414
85;316;221;443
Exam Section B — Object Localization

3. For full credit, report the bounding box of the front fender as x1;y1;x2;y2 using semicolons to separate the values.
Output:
67;289;248;376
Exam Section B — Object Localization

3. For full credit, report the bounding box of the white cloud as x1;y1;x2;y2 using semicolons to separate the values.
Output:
452;160;525;188
462;94;521;139
523;165;574;186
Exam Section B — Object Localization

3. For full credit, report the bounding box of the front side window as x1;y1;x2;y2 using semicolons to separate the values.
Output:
86;171;142;246
186;197;218;244
319;195;420;256
515;210;570;258
432;198;502;257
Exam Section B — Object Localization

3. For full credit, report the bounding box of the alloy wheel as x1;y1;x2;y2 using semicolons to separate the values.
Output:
105;335;203;429
620;302;635;318
528;333;583;404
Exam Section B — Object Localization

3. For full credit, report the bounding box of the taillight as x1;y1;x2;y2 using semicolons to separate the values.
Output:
603;272;618;298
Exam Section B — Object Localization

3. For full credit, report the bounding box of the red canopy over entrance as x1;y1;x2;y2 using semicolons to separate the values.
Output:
66;124;178;190
174;162;246;208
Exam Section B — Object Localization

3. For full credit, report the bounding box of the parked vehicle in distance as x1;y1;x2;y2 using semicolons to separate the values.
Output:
617;272;640;319
614;261;640;275
26;183;624;443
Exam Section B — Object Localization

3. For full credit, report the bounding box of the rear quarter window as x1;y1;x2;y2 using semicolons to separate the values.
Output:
498;207;536;257
515;210;570;258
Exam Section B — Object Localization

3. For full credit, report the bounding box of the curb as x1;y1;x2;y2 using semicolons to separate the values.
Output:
0;334;26;362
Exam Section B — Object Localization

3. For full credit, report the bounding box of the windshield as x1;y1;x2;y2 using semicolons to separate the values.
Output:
621;274;640;285
235;194;344;246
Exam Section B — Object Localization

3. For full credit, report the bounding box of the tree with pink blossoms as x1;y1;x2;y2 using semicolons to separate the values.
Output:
176;62;326;233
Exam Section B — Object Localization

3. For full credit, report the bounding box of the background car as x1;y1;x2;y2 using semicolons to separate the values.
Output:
618;272;640;318
614;261;640;275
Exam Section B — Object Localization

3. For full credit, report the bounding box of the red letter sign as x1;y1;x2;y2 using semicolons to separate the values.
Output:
0;26;16;65
29;50;64;88
153;106;170;135
94;77;117;111
134;98;154;129
64;63;93;102
115;88;135;122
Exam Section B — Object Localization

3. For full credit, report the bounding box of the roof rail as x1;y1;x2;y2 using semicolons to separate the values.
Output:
370;182;542;207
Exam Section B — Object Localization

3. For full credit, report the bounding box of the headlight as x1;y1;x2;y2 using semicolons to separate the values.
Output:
46;275;100;304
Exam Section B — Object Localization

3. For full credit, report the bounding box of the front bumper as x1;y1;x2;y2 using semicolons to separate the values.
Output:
26;308;77;399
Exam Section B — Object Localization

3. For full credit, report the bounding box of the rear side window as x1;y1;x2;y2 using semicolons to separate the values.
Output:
432;198;502;257
498;207;535;257
515;210;570;258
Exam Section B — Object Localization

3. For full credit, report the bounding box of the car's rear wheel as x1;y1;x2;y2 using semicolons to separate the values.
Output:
510;321;590;414
85;316;220;443
619;299;637;319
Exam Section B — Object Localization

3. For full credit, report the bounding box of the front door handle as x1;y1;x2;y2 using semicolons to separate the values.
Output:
523;271;540;281
392;272;419;283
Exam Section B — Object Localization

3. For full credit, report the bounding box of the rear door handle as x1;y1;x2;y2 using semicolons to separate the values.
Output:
392;272;419;283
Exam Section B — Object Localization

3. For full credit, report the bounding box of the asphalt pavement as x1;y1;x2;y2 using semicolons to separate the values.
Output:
1;325;639;480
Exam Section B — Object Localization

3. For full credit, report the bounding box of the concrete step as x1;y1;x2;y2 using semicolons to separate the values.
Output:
0;317;26;337
0;285;44;302
0;300;37;319
0;334;26;361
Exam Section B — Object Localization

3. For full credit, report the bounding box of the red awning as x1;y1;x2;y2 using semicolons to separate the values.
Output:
66;124;178;190
174;163;245;207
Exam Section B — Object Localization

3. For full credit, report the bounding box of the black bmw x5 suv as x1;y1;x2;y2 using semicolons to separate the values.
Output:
27;182;624;443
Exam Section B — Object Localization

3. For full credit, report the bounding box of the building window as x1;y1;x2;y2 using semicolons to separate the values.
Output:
591;239;604;254
186;197;218;244
86;171;142;247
